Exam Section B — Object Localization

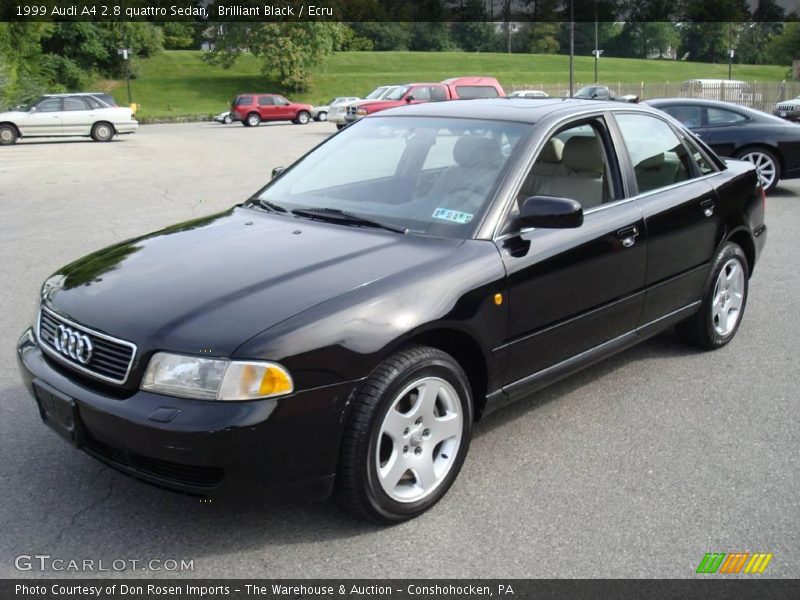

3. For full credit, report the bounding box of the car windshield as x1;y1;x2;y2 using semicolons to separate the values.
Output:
253;116;528;239
365;87;388;100
383;86;410;101
575;86;601;98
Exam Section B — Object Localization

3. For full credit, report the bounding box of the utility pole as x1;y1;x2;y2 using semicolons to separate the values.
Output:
728;22;734;80
569;0;574;96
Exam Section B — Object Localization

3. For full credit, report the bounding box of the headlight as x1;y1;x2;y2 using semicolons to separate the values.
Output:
141;352;293;401
356;108;367;116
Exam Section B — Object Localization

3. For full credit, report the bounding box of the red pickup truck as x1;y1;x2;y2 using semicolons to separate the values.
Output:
232;93;314;127
343;77;505;125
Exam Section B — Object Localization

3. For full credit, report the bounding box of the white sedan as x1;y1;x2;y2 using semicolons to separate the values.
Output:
312;96;360;122
0;93;138;145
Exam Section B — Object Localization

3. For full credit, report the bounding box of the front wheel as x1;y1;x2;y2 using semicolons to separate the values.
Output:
294;111;310;125
736;147;780;193
336;345;473;523
91;122;114;142
223;114;232;125
0;124;18;145
315;111;327;122
676;242;749;350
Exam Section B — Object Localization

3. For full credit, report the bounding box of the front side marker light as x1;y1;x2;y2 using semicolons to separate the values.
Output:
218;361;293;400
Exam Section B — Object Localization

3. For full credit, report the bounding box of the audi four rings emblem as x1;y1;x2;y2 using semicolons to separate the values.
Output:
53;324;94;365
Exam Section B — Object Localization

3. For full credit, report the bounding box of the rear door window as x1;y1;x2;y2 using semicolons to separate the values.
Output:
614;113;696;194
64;97;90;111
258;96;274;106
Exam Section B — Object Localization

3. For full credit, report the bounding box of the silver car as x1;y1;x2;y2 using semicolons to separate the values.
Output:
330;86;401;129
774;96;800;122
0;93;138;145
312;96;359;122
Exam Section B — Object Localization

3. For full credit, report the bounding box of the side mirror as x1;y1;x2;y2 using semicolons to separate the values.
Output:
519;196;583;229
271;166;286;179
405;95;415;103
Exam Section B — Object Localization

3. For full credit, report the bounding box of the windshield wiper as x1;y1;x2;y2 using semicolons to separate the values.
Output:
251;198;288;213
291;207;407;234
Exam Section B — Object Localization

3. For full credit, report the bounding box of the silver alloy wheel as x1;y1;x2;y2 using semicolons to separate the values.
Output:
298;112;309;124
318;111;327;121
247;114;260;126
94;124;112;141
376;377;463;503
712;258;745;336
0;127;14;142
740;151;777;190
223;115;232;124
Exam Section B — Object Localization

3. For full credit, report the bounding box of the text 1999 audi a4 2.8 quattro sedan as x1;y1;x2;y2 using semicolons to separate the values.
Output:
18;99;766;522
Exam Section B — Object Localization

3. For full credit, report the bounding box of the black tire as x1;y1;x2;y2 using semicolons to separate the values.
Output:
294;111;311;125
90;122;114;142
676;242;749;350
0;124;18;145
734;146;781;193
315;111;327;122
245;112;260;127
336;123;346;131
336;345;473;524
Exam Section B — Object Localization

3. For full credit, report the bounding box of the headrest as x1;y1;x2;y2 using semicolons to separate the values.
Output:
562;136;604;174
538;138;564;164
453;136;503;169
635;153;665;171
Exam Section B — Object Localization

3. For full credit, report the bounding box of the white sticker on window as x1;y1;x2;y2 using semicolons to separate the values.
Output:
432;207;474;224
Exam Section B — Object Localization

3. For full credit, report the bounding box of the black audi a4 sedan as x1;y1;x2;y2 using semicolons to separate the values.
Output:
646;97;800;193
18;99;766;522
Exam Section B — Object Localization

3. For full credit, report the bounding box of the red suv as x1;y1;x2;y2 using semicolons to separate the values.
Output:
231;94;314;127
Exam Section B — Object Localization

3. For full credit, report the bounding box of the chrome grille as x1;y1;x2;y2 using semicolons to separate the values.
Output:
346;106;357;116
776;103;797;112
38;307;136;384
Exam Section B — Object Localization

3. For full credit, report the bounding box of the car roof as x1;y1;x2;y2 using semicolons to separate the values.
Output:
42;92;110;97
373;97;658;123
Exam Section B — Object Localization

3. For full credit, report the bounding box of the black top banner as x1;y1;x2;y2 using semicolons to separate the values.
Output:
0;0;795;23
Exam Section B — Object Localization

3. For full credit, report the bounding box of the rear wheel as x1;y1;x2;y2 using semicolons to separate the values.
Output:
294;111;311;125
90;122;114;142
245;112;261;127
336;345;473;523
223;114;232;125
676;242;749;350
735;147;780;192
0;124;18;145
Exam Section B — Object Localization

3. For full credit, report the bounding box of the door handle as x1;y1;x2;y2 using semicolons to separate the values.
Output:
616;225;639;248
700;198;715;217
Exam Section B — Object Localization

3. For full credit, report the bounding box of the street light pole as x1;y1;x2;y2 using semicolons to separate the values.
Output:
569;0;574;96
117;48;133;105
594;8;599;83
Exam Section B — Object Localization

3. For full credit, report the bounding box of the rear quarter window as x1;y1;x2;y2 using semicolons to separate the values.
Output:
456;86;500;99
235;96;254;106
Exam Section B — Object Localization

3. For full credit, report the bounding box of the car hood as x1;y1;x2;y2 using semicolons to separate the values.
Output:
0;110;29;119
42;207;462;357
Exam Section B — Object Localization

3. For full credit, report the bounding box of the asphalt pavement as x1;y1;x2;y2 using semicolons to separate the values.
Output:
0;122;797;578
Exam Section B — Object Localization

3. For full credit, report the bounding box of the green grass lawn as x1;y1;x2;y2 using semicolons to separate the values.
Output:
108;50;791;119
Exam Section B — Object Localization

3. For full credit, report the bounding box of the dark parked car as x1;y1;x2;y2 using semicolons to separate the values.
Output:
573;85;638;103
18;99;766;522
646;98;800;192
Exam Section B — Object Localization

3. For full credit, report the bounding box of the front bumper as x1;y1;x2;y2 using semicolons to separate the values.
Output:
772;108;800;121
17;328;359;500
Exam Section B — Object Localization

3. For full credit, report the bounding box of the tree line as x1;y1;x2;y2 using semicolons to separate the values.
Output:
1;0;799;107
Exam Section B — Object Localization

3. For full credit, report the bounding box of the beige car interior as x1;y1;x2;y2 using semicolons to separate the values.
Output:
518;130;609;210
